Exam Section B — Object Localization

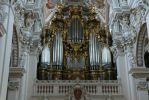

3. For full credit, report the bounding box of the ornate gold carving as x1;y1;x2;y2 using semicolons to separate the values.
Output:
38;4;115;80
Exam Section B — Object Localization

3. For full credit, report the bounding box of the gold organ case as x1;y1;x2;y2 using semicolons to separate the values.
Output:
37;4;116;80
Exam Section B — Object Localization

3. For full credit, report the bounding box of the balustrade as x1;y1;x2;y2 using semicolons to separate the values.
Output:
33;80;122;97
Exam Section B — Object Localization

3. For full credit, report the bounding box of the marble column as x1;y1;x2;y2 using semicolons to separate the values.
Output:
0;4;14;100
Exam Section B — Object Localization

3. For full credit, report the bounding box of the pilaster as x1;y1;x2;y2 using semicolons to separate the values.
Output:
110;3;139;100
136;79;148;100
7;80;20;100
26;53;38;100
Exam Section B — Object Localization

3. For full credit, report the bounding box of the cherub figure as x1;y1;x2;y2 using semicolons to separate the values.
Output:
120;15;136;43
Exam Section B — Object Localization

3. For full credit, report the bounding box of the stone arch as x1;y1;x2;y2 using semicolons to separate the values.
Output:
11;25;19;67
136;23;147;67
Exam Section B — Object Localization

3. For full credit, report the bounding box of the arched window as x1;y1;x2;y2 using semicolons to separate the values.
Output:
144;51;149;68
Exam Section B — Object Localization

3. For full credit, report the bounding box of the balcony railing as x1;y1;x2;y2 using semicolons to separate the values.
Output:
33;80;123;97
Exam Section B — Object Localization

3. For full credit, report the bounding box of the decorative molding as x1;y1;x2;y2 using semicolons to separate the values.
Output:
8;80;20;90
111;14;137;67
125;47;137;68
12;26;19;67
130;0;148;33
137;81;148;91
30;39;42;56
136;24;147;67
9;67;25;78
111;44;124;61
129;67;149;78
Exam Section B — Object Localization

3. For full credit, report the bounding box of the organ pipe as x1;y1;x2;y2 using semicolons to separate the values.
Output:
69;18;83;42
92;33;95;65
102;46;111;67
89;33;101;66
59;32;63;65
95;35;97;65
57;33;59;65
89;34;93;65
53;32;63;65
41;45;51;65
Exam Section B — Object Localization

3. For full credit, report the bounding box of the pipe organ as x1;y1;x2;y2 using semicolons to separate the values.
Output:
52;32;63;66
68;16;84;42
37;5;116;80
89;33;101;66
